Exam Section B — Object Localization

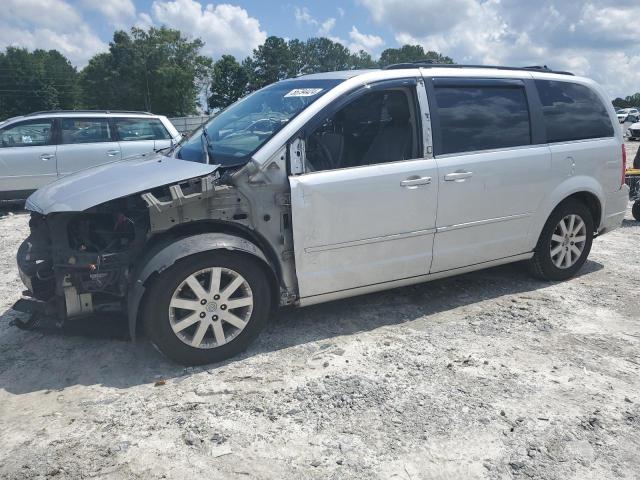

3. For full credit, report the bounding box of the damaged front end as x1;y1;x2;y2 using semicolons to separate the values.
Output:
13;154;225;326
17;195;149;319
14;151;297;334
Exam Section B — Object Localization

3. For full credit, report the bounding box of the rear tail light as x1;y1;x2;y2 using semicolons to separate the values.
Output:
622;143;627;187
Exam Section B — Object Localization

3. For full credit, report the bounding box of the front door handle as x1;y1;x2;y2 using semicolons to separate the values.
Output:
400;176;432;188
444;171;473;182
40;153;55;161
107;149;120;157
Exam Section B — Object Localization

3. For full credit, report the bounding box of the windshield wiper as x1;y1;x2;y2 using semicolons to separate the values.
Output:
201;127;214;164
155;133;187;156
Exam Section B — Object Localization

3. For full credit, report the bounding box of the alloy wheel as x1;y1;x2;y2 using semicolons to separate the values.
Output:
168;267;254;349
549;214;587;269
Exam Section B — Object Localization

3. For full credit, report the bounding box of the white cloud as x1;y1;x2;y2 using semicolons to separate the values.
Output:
82;0;136;27
359;0;475;37
319;18;336;35
294;6;337;37
4;0;84;29
135;12;154;29
359;0;640;98
0;0;107;66
150;0;267;58
348;26;384;53
337;7;345;18
294;6;317;27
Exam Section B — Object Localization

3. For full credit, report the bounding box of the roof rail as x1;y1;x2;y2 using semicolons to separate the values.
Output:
382;61;574;76
24;109;154;116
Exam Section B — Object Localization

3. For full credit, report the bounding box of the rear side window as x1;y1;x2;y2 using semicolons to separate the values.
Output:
115;118;171;141
535;80;614;143
434;85;531;155
60;118;112;144
0;120;53;148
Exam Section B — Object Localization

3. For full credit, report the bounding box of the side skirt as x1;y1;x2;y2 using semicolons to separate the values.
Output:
297;252;534;307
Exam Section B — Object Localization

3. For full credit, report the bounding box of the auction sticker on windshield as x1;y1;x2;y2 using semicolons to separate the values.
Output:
284;88;323;97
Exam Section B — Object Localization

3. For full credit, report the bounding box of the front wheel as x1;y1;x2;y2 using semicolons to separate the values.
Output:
142;251;272;365
528;200;594;281
632;200;640;221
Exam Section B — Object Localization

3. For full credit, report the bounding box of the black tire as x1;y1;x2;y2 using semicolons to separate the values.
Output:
528;199;594;281
633;200;640;221
142;251;272;365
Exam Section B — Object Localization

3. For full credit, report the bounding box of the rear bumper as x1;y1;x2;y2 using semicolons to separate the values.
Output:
599;186;629;235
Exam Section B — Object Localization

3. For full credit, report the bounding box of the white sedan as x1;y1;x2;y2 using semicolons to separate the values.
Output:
625;120;640;140
617;108;640;122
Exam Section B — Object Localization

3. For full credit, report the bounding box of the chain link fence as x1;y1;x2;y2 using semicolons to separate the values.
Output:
168;115;213;134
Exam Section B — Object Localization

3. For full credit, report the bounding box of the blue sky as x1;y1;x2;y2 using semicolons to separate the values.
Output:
124;1;385;51
3;0;640;98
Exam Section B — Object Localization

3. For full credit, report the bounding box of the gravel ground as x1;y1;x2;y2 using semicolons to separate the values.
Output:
1;164;639;479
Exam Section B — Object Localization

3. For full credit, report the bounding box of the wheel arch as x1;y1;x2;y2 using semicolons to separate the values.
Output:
127;232;279;341
565;191;602;230
526;177;605;251
146;220;284;284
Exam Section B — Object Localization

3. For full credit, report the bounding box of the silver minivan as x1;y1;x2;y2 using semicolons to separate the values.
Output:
14;65;629;365
0;111;181;201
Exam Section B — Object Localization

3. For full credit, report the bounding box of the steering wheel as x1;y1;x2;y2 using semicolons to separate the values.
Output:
308;136;336;171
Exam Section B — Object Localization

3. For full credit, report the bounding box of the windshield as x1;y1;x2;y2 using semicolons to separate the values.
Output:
177;78;343;166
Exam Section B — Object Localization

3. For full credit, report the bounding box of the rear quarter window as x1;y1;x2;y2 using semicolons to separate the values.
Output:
115;118;171;141
535;80;614;143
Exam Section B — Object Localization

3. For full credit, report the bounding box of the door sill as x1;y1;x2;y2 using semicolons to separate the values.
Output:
297;252;534;307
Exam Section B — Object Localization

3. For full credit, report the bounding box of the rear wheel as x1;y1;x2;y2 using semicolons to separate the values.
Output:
143;251;271;365
632;200;640;221
528;200;594;281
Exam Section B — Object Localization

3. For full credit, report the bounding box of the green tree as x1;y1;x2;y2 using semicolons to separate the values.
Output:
0;47;79;120
612;94;640;109
245;36;292;90
613;98;630;109
625;93;640;107
378;45;454;67
80;27;211;116
208;55;248;110
301;37;352;74
242;37;455;94
349;50;377;69
248;36;292;89
287;39;307;77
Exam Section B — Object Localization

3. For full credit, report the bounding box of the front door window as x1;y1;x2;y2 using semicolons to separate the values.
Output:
305;87;419;172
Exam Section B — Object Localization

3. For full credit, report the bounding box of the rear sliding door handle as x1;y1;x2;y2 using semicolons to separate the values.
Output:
444;171;473;182
40;153;55;161
400;176;432;188
107;149;120;157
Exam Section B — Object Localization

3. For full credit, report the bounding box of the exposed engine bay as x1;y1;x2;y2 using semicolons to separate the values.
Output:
15;151;297;331
19;196;149;317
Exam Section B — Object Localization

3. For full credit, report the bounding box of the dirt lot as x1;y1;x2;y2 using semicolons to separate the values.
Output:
1;160;639;479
